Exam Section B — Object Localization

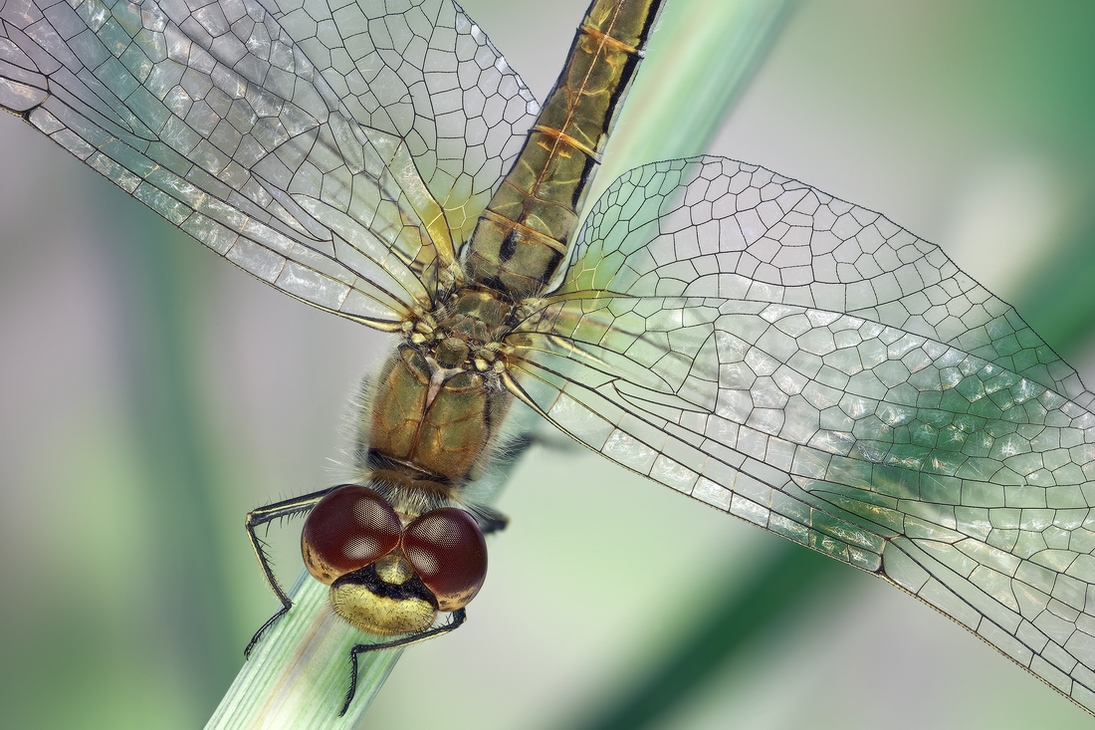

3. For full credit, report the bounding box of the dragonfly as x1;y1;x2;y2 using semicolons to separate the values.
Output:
2;0;1095;722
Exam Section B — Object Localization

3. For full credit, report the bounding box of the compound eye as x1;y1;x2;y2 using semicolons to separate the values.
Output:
402;508;487;611
302;485;401;585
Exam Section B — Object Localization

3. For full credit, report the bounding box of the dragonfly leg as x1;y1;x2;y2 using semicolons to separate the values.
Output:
339;609;469;716
474;505;509;535
506;429;584;457
243;487;336;656
460;432;539;533
464;429;582;534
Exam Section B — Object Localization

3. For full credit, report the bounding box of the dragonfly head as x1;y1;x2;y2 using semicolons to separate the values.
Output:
300;485;487;636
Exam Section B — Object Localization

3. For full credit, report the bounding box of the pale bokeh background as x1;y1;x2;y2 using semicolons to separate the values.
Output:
1;1;1094;728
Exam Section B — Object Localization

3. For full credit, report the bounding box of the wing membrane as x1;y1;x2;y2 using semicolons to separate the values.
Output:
554;157;1091;402
267;0;538;249
507;156;1095;711
0;0;536;326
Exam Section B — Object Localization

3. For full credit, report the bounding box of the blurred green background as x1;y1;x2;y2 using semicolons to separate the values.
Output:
2;0;1095;728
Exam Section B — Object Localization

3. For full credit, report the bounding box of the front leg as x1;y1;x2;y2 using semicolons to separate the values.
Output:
341;609;469;716
243;487;337;656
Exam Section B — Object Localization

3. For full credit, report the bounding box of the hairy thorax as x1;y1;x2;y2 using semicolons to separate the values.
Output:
364;288;522;509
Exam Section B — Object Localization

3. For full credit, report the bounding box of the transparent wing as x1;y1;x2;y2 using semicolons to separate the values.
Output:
0;0;537;327
506;156;1095;712
266;0;538;249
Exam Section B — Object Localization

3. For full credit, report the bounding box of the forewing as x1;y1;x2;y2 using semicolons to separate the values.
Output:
507;156;1095;712
0;0;534;326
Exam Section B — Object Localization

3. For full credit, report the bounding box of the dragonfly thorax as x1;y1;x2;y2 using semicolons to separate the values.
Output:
366;342;510;491
432;288;520;352
364;286;526;503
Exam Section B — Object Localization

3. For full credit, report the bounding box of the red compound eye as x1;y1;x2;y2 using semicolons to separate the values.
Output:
402;508;487;611
302;485;401;585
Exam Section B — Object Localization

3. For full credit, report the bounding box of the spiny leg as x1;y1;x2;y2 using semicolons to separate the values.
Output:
243;487;337;655
474;506;509;535
465;428;583;535
340;609;468;716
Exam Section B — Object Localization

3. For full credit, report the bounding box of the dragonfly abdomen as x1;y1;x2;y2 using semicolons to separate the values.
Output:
463;0;665;301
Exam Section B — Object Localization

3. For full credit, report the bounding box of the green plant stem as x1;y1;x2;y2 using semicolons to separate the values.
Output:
206;577;400;728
